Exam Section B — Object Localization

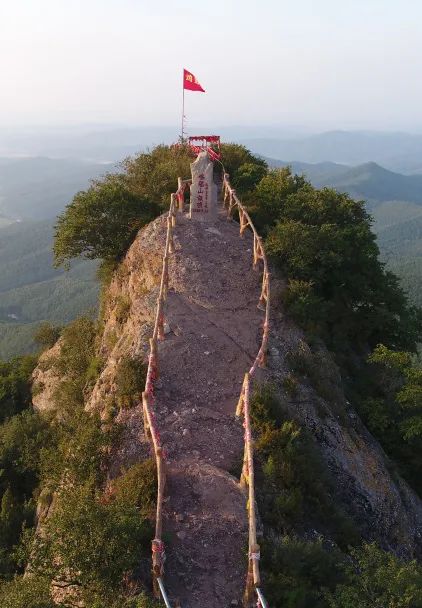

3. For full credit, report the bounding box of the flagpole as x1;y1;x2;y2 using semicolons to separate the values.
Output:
181;70;185;142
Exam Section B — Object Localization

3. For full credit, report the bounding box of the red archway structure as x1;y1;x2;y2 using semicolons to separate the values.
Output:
188;135;221;161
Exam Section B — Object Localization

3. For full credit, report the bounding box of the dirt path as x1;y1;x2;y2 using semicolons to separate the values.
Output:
153;209;264;607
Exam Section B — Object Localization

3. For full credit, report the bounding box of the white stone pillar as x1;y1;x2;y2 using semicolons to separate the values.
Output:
189;151;218;222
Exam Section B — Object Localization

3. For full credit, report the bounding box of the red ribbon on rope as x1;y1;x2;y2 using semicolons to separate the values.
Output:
152;539;165;554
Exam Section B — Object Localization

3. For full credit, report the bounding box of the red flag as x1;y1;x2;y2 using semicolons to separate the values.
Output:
183;68;205;92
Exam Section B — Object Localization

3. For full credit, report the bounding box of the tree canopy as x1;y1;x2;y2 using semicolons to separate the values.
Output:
54;180;159;267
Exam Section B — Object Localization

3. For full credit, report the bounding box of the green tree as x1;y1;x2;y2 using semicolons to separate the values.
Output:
31;483;151;603
360;345;422;493
327;543;422;608
262;536;345;608
0;576;56;608
54;179;159;267
0;410;50;575
123;144;193;207
265;185;422;352
115;356;147;408
34;323;62;351
251;167;307;230
0;355;37;423
219;143;267;181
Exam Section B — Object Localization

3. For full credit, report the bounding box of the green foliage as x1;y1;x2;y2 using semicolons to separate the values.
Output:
55;315;96;383
112;460;156;517
264;183;422;352
0;410;50;576
0;354;48;576
40;408;112;490
31;483;151;604
54;179;159;267
34;322;62;351
262;536;345;608
0;219;99;359
358;345;422;493
231;162;268;196
326;543;422;608
97;259;118;286
282;372;299;396
115;356;147;408
219;143;267;182
0;355;37;422
85;356;105;386
123;144;193;208
0;575;56;608
115;295;131;324
286;343;345;411
282;279;325;329
251;384;358;548
251;167;306;230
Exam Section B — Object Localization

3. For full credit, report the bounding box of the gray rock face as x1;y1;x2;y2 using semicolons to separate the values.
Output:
189;151;217;222
265;296;422;559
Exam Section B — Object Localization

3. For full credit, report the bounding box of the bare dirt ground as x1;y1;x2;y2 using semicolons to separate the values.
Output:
153;209;264;607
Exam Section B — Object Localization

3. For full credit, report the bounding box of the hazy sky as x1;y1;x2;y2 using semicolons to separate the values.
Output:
1;0;422;130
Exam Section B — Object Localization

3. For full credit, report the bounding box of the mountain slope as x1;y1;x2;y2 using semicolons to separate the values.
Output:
0;157;110;220
244;130;422;171
264;158;422;205
0;220;98;358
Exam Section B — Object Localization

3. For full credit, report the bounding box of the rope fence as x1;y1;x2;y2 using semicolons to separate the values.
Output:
141;178;190;603
141;169;270;607
223;174;270;608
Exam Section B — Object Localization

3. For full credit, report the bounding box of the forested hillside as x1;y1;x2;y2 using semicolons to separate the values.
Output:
0;220;98;358
0;144;421;607
0;157;109;220
265;157;422;308
242;130;422;172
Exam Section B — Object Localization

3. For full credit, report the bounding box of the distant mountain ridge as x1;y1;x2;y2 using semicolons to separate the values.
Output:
0;219;99;360
244;130;422;173
261;156;422;308
264;157;422;205
0;156;110;220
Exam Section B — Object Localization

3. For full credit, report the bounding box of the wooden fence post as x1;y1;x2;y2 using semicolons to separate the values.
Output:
177;177;184;212
236;373;248;417
149;338;159;380
162;256;169;301
142;391;150;438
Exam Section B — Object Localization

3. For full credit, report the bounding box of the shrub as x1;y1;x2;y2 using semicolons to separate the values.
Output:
56;316;96;378
282;279;325;329
86;356;105;386
0;355;37;423
326;543;422;608
250;167;306;230
251;384;358;548
359;345;422;494
282;372;299;397
115;356;147;408
262;535;345;608
115;296;131;325
123;144;193;208
33;322;62;351
112;460;156;517
219;143;267;180
31;483;152;603
231;162;267;195
54;179;159;267
262;182;422;354
40;409;113;490
0;410;50;575
0;575;56;608
286;343;345;411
